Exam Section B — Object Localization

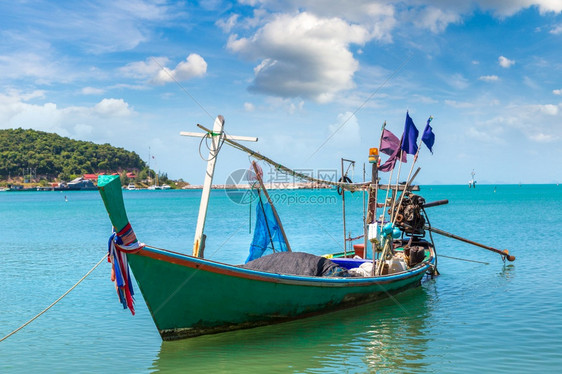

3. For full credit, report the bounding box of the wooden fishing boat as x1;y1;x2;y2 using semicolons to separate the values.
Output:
98;172;436;340
98;114;512;341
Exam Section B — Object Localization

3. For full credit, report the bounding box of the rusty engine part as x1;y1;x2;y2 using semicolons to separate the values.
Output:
391;194;426;236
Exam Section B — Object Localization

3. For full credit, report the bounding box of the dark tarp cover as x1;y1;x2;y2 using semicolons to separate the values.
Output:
240;252;350;277
246;199;289;263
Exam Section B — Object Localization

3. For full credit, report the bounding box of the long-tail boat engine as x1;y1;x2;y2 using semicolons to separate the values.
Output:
388;193;428;268
392;193;426;236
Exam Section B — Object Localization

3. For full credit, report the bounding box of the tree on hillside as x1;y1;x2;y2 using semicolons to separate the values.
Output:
0;128;147;181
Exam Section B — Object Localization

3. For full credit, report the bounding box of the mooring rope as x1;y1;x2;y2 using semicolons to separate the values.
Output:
438;254;489;265
0;254;107;343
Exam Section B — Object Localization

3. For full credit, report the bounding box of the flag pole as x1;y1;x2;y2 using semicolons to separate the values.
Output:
379;160;396;236
391;115;433;226
389;148;405;223
391;138;424;226
366;122;387;261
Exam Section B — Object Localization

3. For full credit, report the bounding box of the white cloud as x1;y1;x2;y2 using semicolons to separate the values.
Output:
3;2;183;56
466;126;504;143
228;12;371;103
120;57;169;79
152;54;207;84
553;89;562;95
81;87;105;95
93;98;133;117
264;97;305;114
498;56;515;68
0;91;139;143
238;0;396;38
5;89;46;101
474;0;562;16
288;100;305;114
327;111;361;147
0;52;63;83
239;1;562;38
446;73;470;90
551;24;562;34
413;95;438;104
217;14;239;32
63;1;180;53
445;100;474;108
412;6;462;33
479;75;500;82
480;102;562;144
244;102;255;112
531;103;559;115
530;132;556;142
73;123;94;137
523;76;540;90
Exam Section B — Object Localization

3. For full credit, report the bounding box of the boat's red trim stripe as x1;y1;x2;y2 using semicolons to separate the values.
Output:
133;246;433;287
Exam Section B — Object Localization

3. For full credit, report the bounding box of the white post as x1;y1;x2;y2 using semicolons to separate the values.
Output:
180;115;258;258
191;115;224;257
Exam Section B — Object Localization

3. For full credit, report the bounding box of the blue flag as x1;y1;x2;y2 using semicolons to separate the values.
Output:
422;116;435;154
401;112;419;155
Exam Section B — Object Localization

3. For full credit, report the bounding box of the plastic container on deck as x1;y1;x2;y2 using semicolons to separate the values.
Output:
388;257;407;273
353;244;365;258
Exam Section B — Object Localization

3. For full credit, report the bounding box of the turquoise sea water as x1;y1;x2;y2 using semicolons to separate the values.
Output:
1;185;561;373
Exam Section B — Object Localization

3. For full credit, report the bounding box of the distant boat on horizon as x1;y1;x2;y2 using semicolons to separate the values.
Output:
469;170;476;188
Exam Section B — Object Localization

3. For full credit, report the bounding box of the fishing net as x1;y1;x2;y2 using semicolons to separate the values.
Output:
246;199;289;263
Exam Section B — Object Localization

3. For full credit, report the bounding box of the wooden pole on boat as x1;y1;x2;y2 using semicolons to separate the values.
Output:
389;148;405;223
192;115;223;258
255;190;276;252
425;225;515;261
180;116;258;258
380;155;397;237
365;122;386;265
341;158;347;255
366;124;385;223
391;132;424;226
251;161;292;252
363;163;368;257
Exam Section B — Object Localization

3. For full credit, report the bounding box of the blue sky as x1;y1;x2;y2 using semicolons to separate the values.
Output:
1;1;562;185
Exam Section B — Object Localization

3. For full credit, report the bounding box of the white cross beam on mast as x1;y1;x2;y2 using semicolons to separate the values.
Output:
180;115;258;258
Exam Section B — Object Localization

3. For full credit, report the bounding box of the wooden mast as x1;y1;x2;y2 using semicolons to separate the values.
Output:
340;158;354;255
180;116;258;258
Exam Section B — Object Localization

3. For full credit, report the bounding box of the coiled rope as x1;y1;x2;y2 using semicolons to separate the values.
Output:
0;254;106;343
198;130;226;162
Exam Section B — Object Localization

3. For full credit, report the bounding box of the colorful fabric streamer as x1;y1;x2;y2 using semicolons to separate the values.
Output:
107;224;143;315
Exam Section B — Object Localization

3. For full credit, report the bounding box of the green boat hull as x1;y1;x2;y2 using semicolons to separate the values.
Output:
127;246;432;340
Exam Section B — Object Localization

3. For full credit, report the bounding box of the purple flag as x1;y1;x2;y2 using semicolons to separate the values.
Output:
421;116;435;154
379;154;398;172
379;132;407;172
380;128;405;161
401;112;419;155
